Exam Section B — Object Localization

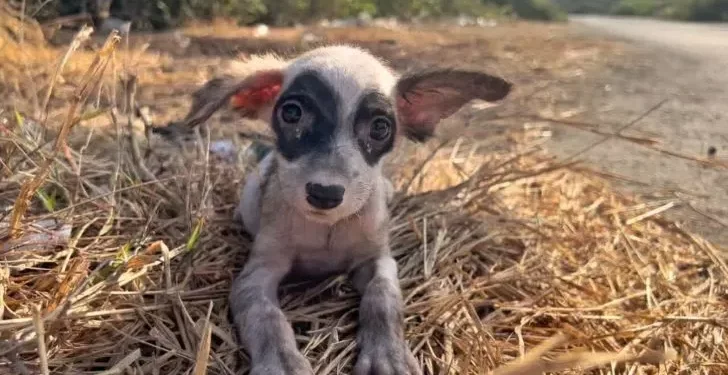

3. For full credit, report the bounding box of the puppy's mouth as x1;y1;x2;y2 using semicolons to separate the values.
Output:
302;206;342;223
305;208;335;218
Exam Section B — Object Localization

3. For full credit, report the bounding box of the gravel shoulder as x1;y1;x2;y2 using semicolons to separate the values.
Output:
546;16;728;246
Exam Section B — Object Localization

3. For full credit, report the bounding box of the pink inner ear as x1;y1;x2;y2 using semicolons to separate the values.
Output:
230;71;283;112
395;95;442;135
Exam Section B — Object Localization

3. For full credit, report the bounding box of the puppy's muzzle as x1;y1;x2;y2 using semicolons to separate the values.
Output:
305;183;345;210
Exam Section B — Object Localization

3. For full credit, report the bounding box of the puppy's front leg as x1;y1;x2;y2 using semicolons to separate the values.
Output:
229;256;313;375
351;256;421;375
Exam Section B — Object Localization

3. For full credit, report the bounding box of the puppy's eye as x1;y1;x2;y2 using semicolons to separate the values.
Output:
279;101;303;124
369;117;392;141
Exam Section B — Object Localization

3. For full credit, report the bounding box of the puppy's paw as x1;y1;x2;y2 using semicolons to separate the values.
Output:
354;338;421;375
249;350;314;375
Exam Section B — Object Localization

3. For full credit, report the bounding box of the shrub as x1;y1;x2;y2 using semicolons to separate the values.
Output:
510;0;568;21
665;0;728;21
611;0;659;16
19;0;572;29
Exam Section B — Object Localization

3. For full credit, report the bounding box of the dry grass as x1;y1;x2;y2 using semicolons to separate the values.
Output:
1;12;726;375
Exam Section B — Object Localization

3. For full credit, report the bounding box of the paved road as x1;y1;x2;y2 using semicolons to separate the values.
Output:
546;16;728;246
571;15;728;58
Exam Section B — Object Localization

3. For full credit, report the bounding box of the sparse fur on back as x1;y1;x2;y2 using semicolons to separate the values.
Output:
221;53;289;78
165;45;512;375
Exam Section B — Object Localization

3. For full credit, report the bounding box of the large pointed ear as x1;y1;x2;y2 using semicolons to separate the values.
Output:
394;69;512;142
155;69;283;138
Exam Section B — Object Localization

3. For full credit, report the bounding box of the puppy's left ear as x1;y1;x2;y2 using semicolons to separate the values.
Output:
394;69;512;142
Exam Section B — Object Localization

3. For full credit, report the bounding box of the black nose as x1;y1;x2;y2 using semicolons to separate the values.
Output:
305;183;345;210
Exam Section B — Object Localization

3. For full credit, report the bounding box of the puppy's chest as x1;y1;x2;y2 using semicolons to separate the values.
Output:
284;215;385;275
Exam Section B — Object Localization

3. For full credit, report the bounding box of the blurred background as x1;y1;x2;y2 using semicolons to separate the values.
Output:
10;0;728;31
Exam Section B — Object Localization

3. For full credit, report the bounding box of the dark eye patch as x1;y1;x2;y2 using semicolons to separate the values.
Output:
353;91;397;165
272;71;339;161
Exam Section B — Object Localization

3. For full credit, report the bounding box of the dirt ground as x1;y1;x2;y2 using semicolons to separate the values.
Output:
37;21;616;120
30;19;726;249
6;17;726;247
551;17;728;247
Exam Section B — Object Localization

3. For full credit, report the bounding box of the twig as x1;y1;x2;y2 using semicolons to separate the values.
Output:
519;114;660;146
192;302;214;375
122;75;156;182
563;99;669;163
32;305;49;375
649;145;728;168
40;25;94;126
683;200;728;229
134;103;155;158
0;266;7;319
8;30;120;238
96;349;141;375
403;140;449;195
625;201;676;225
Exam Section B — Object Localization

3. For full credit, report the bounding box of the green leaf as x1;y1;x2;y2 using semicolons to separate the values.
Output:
186;218;205;252
117;243;132;263
98;206;115;237
14;110;23;128
36;188;57;213
94;243;132;283
78;108;108;123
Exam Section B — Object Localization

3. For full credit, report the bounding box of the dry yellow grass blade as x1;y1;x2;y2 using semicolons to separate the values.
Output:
491;333;677;375
193;303;215;375
31;305;48;375
7;29;120;239
40;25;94;125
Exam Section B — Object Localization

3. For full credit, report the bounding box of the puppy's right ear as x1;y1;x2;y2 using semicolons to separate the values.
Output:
157;70;283;138
394;69;511;142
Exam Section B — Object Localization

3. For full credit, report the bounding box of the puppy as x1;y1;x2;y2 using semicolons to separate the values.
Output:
166;45;511;375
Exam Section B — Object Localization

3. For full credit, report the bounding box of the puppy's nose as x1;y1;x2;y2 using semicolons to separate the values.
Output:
305;183;345;210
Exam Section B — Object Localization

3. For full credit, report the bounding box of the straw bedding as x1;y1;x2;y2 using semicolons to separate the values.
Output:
0;23;726;375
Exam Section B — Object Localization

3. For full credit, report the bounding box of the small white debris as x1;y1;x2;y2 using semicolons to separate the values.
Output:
455;15;496;27
372;17;399;29
470;101;498;111
477;17;497;27
330;18;357;28
210;140;237;161
356;11;373;27
253;24;269;38
173;30;191;49
301;32;322;44
457;15;470;27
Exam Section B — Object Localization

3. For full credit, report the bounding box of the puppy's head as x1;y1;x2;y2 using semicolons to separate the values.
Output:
171;46;511;224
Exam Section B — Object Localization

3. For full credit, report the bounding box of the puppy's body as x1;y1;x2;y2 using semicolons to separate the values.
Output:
236;152;390;277
166;45;511;375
